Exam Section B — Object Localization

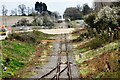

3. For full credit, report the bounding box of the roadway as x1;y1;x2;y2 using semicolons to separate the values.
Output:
0;28;85;41
14;28;75;34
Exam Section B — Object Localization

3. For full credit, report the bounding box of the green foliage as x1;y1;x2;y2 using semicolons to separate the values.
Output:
8;31;54;44
117;17;120;26
83;6;120;45
43;16;54;27
97;72;119;78
77;41;118;64
63;7;82;20
95;6;119;30
82;4;91;15
2;40;35;78
89;38;103;49
1;30;54;78
84;13;96;28
9;33;36;44
112;2;120;7
32;30;54;40
35;2;47;13
80;66;90;76
89;33;110;49
32;19;42;26
84;6;120;34
32;15;54;27
13;18;32;27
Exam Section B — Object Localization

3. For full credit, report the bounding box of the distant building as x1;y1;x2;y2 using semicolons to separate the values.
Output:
94;0;112;12
94;0;120;12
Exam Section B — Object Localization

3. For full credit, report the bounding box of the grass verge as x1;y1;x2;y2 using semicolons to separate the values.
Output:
1;31;55;78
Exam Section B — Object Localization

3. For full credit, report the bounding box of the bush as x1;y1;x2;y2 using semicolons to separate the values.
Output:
95;6;119;31
84;13;96;28
8;33;36;44
19;34;36;43
43;18;54;26
89;38;103;49
99;33;110;43
89;33;110;49
9;33;21;40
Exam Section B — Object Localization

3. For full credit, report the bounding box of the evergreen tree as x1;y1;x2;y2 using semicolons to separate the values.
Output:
42;3;47;11
35;2;47;13
82;4;91;15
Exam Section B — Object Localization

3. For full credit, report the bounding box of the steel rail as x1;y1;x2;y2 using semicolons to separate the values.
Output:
51;66;68;80
39;34;72;80
39;64;59;79
64;34;72;80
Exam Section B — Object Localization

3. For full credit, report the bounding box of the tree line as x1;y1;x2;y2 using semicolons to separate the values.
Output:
63;3;93;20
63;2;120;20
2;2;49;16
1;4;35;16
10;2;60;28
82;2;120;50
1;2;60;17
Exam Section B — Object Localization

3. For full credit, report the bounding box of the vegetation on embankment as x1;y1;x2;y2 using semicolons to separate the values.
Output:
73;34;120;78
79;50;120;78
9;30;54;43
2;40;35;78
1;31;54;78
72;29;120;78
71;6;120;78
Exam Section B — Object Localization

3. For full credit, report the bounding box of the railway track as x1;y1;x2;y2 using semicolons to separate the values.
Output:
38;34;72;80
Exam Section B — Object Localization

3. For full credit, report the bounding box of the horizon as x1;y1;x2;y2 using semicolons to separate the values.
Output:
0;0;94;16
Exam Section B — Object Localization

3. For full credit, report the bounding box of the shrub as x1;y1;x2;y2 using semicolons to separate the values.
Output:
99;33;110;43
19;34;36;43
94;6;119;31
89;38;103;49
84;13;96;28
89;33;110;49
8;33;36;44
8;33;21;40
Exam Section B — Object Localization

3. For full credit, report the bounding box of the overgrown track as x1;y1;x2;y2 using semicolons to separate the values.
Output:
38;34;72;80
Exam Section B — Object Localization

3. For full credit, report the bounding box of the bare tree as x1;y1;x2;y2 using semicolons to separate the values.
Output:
2;5;8;25
11;10;15;16
77;5;82;12
14;8;17;16
11;8;18;16
29;7;36;16
18;4;26;16
2;5;8;16
27;7;30;15
31;7;35;14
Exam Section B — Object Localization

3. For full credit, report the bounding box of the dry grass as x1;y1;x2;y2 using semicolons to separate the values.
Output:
80;51;120;78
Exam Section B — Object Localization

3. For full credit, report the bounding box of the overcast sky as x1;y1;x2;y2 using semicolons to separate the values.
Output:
0;0;94;16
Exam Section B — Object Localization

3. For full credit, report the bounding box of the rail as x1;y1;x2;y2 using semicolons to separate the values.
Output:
39;34;72;80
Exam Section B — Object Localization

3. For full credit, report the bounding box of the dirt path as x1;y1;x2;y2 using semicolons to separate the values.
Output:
31;34;79;79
